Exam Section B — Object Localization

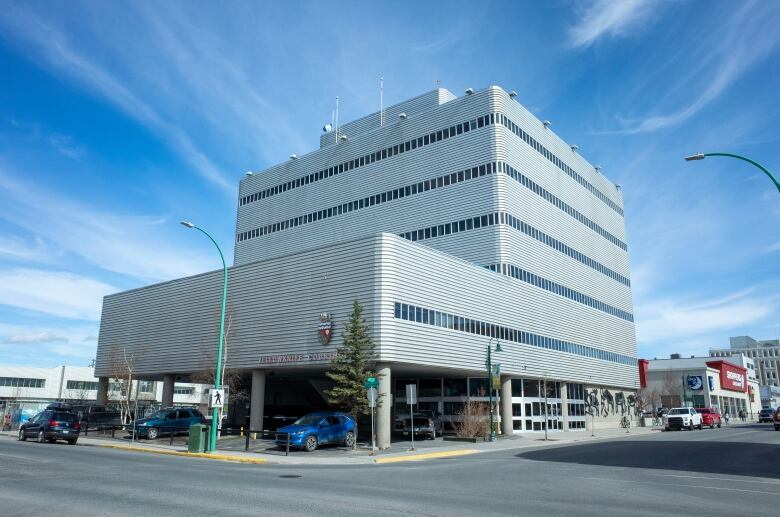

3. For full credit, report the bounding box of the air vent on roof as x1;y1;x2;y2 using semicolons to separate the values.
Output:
508;91;517;98
542;120;551;129
399;113;407;120
595;165;602;173
465;87;474;95
290;154;298;160
339;134;348;142
570;145;578;152
245;171;253;176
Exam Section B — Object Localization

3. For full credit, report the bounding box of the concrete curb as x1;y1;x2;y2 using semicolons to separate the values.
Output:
373;448;479;463
95;443;269;464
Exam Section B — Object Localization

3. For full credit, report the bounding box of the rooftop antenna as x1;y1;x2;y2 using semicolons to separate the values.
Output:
380;77;384;127
436;79;441;88
335;96;340;141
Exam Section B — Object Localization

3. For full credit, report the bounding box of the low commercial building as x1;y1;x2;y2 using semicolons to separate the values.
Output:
640;356;758;417
0;364;208;426
95;86;639;446
710;336;780;388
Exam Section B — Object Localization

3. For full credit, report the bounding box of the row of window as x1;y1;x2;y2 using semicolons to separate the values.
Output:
504;213;631;286
174;387;194;395
65;380;98;391
393;301;637;366
239;112;498;207
485;263;634;322
236;160;499;242
399;211;631;287
503;163;627;250
500;113;624;216
0;377;45;388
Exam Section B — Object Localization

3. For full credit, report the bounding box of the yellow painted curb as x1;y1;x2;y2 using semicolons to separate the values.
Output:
373;449;479;464
96;444;268;464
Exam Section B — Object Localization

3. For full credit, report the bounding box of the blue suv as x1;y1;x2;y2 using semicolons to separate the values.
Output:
276;412;355;452
128;407;205;440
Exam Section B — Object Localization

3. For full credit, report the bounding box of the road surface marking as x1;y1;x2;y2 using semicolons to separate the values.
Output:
373;449;478;463
648;473;780;485
585;476;778;495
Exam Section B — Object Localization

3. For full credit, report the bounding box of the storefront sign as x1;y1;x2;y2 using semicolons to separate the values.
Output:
259;352;337;365
720;364;747;392
687;376;703;390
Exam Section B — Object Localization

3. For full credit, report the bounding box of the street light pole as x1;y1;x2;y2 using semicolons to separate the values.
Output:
486;337;502;442
685;152;780;194
181;221;227;453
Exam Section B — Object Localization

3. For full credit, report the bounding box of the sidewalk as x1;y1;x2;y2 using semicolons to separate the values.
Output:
1;425;659;465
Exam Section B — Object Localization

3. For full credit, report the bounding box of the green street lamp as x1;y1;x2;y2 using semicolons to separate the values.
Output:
684;152;780;194
181;221;227;453
486;337;503;442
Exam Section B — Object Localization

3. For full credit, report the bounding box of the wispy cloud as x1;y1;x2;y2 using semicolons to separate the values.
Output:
635;288;775;344
0;268;116;320
0;166;218;283
612;1;780;133
569;0;657;48
0;235;60;263
3;330;69;344
0;7;234;195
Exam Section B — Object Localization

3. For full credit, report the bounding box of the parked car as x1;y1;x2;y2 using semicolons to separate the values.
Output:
128;407;205;440
774;408;780;431
402;410;443;439
17;409;80;445
695;407;721;429
275;412;356;452
758;408;775;423
663;407;703;431
72;404;123;428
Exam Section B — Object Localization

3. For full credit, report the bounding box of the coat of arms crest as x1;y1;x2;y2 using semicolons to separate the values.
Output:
318;312;334;345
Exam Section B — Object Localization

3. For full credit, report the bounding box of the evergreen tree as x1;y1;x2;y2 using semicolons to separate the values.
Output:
325;299;378;421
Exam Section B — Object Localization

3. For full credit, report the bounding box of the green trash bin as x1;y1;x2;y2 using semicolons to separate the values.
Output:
188;423;207;453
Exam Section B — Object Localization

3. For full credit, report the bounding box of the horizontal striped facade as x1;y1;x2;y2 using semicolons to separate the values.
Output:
96;85;638;392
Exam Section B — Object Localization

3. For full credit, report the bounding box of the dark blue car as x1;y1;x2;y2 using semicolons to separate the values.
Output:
18;409;80;445
128;407;205;440
276;412;355;451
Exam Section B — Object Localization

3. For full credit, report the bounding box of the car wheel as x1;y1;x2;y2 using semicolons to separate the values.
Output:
664;426;669;432
689;422;694;431
68;439;77;445
37;430;45;443
146;427;159;440
431;428;436;440
18;428;26;441
698;422;703;430
774;425;779;431
304;435;317;452
344;431;355;448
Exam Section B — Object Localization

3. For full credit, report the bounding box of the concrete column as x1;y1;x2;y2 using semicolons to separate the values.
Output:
96;377;109;405
250;369;266;433
500;375;513;436
162;374;175;407
561;382;569;432
377;364;392;449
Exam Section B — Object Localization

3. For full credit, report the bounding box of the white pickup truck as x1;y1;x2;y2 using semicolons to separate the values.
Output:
663;407;703;431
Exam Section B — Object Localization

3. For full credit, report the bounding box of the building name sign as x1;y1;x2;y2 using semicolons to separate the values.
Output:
259;352;337;365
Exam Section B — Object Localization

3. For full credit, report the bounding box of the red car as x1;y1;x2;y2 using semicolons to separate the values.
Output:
696;407;721;429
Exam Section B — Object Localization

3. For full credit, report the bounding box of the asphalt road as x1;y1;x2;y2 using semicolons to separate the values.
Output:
1;424;778;516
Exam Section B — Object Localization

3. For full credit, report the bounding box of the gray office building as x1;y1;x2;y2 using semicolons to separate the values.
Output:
95;86;638;447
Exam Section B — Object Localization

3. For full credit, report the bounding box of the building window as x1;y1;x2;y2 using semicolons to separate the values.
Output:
139;381;154;393
66;380;98;391
0;377;45;388
174;387;194;395
443;378;467;397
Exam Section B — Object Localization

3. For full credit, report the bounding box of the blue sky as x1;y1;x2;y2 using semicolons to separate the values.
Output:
0;0;778;367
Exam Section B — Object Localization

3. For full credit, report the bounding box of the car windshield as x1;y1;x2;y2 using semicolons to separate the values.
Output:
144;410;169;420
293;415;324;426
668;409;689;415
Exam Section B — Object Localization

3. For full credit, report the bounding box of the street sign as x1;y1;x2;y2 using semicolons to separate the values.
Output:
209;387;227;408
367;387;378;408
364;377;378;389
405;384;417;405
